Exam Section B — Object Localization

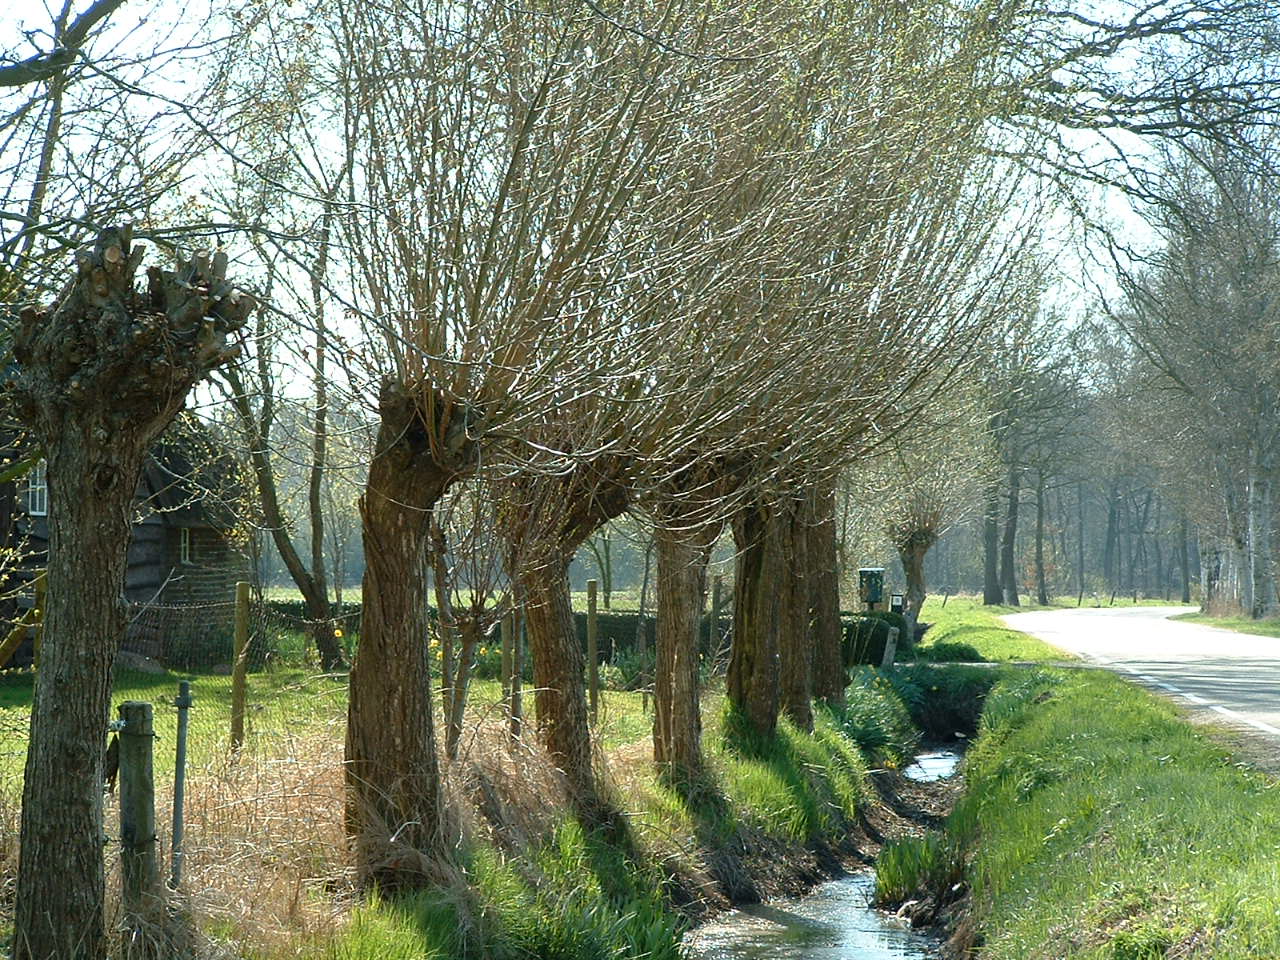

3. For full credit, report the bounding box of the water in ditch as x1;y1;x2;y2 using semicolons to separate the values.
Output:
683;750;961;960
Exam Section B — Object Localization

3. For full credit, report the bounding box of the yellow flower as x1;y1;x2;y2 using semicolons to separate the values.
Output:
334;629;344;638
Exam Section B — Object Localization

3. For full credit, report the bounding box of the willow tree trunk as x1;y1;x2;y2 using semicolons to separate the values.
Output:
1000;468;1021;606
11;229;249;960
728;499;784;737
16;443;141;960
345;383;463;888
776;498;813;730
807;483;844;706
519;554;600;818
897;533;933;642
982;484;1002;605
653;525;714;781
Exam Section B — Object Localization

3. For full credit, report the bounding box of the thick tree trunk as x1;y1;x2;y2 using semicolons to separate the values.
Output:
982;483;1002;605
502;462;628;823
1248;457;1277;619
776;497;812;730
519;554;600;818
15;442;139;960
1180;519;1192;605
11;230;249;960
1103;482;1119;588
807;482;844;706
653;525;714;780
1035;474;1049;606
1200;537;1223;613
728;499;783;737
1000;467;1021;606
345;384;458;888
898;534;932;641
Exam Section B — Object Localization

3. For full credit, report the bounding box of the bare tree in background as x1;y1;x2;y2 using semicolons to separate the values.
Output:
1111;140;1280;618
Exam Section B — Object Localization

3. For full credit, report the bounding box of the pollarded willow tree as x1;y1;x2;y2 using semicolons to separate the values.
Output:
314;0;814;878
707;0;1049;740
9;229;251;960
851;401;998;641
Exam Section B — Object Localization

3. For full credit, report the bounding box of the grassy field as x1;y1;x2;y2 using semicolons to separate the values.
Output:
913;596;1075;662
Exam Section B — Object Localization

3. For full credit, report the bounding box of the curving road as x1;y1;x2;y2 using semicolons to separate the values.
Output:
1002;605;1280;740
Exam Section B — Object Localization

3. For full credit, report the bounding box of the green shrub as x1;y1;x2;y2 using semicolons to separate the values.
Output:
917;641;986;663
836;668;920;766
880;664;1001;739
844;611;911;667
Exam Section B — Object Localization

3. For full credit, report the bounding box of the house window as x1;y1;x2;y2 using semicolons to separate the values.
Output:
27;460;47;517
180;527;193;564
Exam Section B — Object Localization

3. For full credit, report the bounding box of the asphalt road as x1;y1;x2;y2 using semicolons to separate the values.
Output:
1003;605;1280;740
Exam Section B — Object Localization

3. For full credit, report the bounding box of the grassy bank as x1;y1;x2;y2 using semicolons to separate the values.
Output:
914;597;1073;662
1171;610;1280;639
881;666;1280;958
295;689;916;960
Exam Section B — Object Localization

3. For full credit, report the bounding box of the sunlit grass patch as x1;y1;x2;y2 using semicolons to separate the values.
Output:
915;597;1073;662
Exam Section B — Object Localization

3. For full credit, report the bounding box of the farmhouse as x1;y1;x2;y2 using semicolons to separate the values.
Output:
0;434;248;669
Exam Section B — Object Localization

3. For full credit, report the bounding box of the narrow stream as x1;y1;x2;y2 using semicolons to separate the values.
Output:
683;751;961;960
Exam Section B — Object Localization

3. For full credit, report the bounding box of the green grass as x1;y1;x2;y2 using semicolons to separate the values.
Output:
1170;611;1280;638
914;596;1075;662
898;666;1280;958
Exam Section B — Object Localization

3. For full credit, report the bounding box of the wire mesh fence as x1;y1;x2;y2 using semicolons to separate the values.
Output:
0;591;361;945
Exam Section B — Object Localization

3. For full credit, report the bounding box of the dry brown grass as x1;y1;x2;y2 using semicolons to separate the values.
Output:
1;687;663;958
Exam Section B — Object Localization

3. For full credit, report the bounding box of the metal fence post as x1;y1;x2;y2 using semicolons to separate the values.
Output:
119;700;163;951
171;680;192;888
231;580;249;752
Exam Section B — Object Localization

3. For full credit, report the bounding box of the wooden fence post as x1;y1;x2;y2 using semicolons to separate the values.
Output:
587;579;599;722
710;574;723;648
231;580;250;752
509;609;523;743
500;612;513;708
880;626;899;669
119;700;163;952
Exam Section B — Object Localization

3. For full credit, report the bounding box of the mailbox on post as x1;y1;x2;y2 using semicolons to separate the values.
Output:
858;568;885;611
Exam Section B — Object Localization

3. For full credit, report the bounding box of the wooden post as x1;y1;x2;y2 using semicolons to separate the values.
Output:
711;574;723;650
587;579;599;722
500;612;513;708
509;609;523;743
119;700;163;949
880;626;899;669
231;580;250;752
